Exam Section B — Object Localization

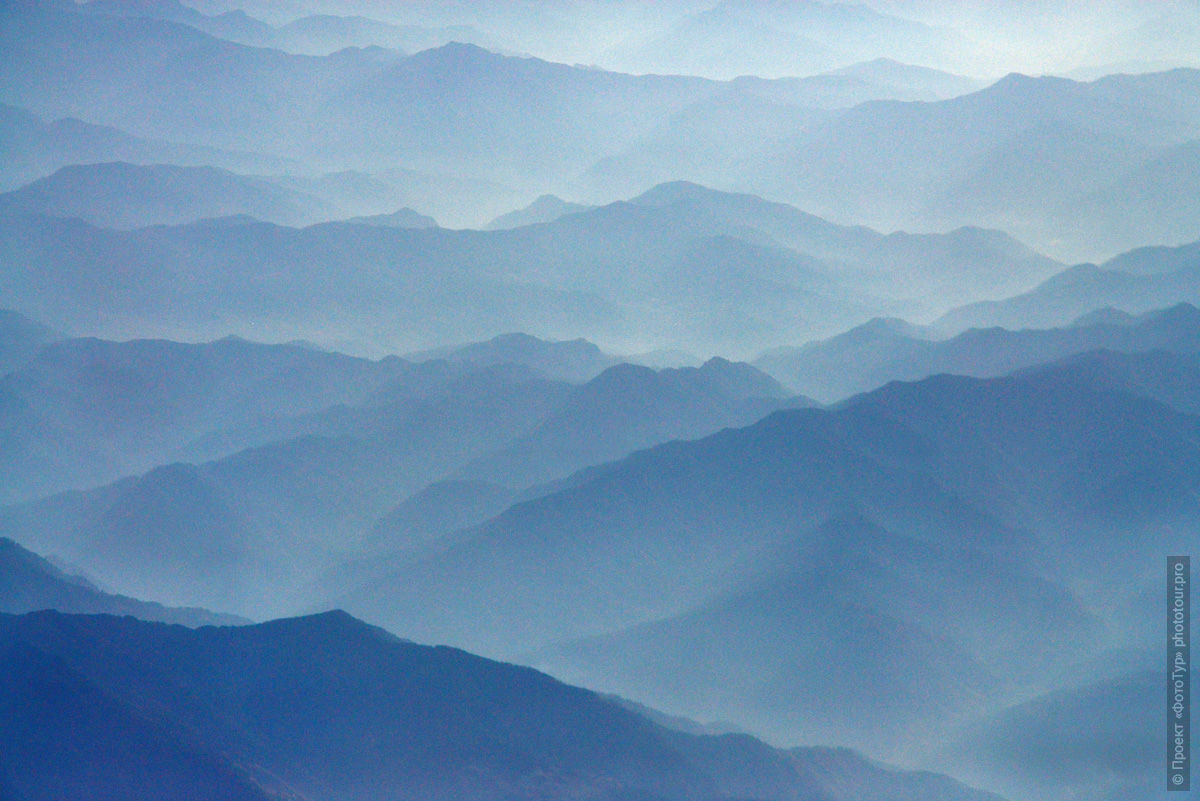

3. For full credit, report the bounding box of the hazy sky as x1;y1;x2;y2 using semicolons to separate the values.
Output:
181;0;1200;79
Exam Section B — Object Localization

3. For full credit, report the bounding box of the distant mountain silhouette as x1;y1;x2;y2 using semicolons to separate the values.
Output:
619;182;1059;311
728;60;981;112
81;0;509;56
938;239;1200;331
536;513;1093;755
364;479;519;554
0;362;573;614
754;316;932;398
828;58;984;98
571;90;827;202
0;537;244;625
271;15;504;55
0;336;411;503
0;184;1060;355
0;162;337;228
5;2;1198;260
0;609;1005;801
484;194;593;230
598;0;957;80
1016;345;1200;416
0;1;409;159
362;165;527;229
0;351;815;616
1070;139;1200;256
259;170;454;222
0;102;290;190
743;69;1200;260
79;0;277;47
600;5;838;80
759;302;1200;401
332;42;716;184
346;207;439;229
251;167;522;229
1104;238;1200;276
574;69;1200;262
460;358;808;489
407;332;619;382
940;670;1157;801
339;359;1198;765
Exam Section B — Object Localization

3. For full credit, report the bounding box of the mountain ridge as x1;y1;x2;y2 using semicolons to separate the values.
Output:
0;537;245;626
0;608;1006;801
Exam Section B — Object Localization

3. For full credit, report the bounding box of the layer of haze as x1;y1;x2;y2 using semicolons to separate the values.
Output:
182;0;1200;79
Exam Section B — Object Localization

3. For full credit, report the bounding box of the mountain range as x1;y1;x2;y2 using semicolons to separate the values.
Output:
0;337;804;617
0;183;1060;355
758;302;1200;401
938;667;1156;801
406;331;619;382
0;336;1180;798
0;102;293;191
335;351;1198;788
345;207;439;229
0;162;338;229
0;608;1005;801
0;358;574;614
79;0;511;56
0;537;243;626
740;68;1200;260
458;357;806;489
0;334;412;503
597;0;967;80
939;238;1200;331
484;194;593;230
3;2;1196;261
1;3;1194;799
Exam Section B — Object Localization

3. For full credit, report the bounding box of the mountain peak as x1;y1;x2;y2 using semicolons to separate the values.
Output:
850;316;929;338
407;40;510;67
346;207;438;229
987;71;1082;97
242;608;406;648
484;195;593;230
591;361;657;385
697;356;791;397
630;181;722;207
259;607;365;630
